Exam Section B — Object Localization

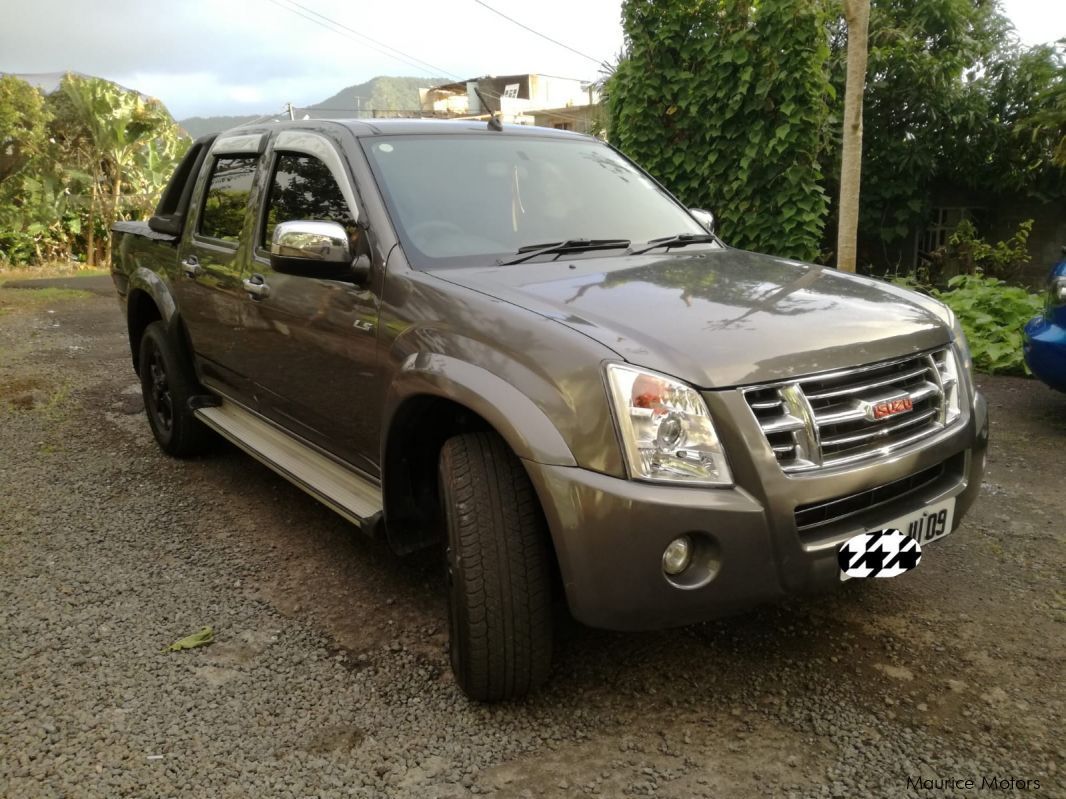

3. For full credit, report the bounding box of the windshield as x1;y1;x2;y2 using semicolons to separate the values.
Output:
361;134;712;268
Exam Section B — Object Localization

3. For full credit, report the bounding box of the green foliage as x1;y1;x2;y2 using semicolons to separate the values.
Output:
1017;52;1066;168
956;43;1066;196
0;73;188;267
933;273;1045;375
0;77;74;264
606;0;831;262
823;2;1064;253
927;218;1032;283
0;75;51;184
890;220;1043;374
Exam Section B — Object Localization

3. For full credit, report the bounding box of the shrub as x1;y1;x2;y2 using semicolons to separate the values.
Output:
926;218;1033;283
932;273;1045;375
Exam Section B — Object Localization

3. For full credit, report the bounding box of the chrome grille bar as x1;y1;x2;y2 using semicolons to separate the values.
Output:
742;348;957;473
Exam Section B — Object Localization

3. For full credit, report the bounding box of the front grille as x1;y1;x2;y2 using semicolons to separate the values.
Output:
794;460;948;533
743;349;958;472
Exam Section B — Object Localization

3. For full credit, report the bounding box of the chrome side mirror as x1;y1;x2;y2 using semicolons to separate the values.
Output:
689;208;715;234
271;220;351;263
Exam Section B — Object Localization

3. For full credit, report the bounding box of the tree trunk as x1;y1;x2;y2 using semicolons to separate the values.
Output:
104;173;121;270
85;162;100;267
836;0;870;273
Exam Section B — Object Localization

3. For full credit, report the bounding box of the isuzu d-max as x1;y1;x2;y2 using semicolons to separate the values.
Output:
111;119;988;701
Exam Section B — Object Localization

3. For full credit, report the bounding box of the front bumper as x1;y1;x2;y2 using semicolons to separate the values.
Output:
525;392;988;631
1023;314;1066;393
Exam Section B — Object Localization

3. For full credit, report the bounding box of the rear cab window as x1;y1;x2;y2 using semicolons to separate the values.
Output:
199;156;258;243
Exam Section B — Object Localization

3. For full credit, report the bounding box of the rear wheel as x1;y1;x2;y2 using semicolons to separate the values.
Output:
438;432;554;701
139;321;212;457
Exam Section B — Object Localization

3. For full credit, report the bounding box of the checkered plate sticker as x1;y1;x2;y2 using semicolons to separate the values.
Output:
838;497;955;581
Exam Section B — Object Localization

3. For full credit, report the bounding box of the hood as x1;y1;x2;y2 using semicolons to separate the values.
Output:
433;248;951;388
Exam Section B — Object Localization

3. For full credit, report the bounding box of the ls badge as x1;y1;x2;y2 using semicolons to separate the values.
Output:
838;529;922;580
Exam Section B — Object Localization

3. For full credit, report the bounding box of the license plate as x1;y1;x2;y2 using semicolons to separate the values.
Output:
840;497;955;581
894;497;955;546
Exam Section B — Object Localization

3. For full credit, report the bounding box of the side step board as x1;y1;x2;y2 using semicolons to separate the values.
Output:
194;401;383;530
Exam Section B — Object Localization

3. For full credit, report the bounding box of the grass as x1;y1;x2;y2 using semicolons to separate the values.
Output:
0;259;108;277
0;286;94;316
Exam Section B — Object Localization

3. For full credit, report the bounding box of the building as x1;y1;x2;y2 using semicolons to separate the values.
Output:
419;74;601;134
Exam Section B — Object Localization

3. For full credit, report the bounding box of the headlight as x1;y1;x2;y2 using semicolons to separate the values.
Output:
947;312;974;414
605;364;732;486
1051;275;1066;306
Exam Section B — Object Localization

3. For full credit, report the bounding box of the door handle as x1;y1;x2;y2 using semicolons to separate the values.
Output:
243;275;271;300
181;257;202;278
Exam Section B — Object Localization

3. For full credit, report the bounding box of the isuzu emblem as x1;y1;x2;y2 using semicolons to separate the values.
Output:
859;391;914;421
872;396;913;419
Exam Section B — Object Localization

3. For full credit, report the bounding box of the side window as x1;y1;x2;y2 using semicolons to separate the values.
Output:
262;153;355;246
199;156;258;243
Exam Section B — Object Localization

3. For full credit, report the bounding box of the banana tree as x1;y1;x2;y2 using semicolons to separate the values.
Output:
58;74;185;266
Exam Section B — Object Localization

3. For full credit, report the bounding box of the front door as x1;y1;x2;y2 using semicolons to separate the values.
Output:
240;142;381;476
174;148;262;402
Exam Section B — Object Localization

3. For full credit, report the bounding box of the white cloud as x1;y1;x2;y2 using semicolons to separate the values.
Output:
999;0;1066;45
0;0;623;118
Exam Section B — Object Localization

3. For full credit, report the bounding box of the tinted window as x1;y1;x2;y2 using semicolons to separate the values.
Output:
263;153;355;246
361;135;709;268
199;156;257;242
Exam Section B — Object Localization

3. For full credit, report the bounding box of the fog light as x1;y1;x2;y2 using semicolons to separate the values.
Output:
662;536;692;575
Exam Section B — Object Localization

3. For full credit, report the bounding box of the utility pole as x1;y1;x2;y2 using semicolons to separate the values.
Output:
286;102;295;121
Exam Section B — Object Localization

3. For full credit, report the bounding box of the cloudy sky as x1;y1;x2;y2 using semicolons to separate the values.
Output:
1;0;1062;120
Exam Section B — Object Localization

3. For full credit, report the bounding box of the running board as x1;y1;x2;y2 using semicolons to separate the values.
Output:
195;401;383;529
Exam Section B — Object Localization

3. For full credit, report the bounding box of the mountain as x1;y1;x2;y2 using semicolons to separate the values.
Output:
311;75;445;114
179;115;266;138
177;76;448;138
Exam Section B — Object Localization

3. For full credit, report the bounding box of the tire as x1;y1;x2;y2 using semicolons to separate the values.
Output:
439;432;554;702
138;321;213;457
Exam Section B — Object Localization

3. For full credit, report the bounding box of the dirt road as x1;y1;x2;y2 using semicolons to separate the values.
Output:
1;275;1063;798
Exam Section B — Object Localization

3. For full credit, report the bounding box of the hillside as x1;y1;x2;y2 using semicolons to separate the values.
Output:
177;75;448;137
179;115;266;138
310;75;446;113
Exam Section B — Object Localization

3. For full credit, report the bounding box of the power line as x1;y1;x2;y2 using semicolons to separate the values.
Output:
265;0;569;105
472;0;602;65
282;0;461;80
260;0;597;127
264;0;455;79
265;1;534;107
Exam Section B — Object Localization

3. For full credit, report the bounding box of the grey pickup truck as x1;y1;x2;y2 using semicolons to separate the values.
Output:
111;119;988;701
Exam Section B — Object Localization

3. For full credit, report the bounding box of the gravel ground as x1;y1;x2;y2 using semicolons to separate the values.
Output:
1;276;1063;798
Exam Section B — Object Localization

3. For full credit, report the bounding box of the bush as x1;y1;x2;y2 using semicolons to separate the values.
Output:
926;218;1033;283
932;273;1045;375
605;0;831;262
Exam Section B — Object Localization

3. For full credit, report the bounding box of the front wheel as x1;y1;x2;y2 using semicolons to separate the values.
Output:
438;432;554;701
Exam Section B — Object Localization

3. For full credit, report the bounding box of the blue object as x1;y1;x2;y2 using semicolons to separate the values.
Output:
1023;252;1066;393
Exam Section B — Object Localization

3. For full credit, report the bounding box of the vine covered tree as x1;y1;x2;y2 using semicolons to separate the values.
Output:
606;0;833;262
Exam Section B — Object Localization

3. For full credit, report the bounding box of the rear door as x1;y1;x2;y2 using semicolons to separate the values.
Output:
175;133;266;403
240;129;382;475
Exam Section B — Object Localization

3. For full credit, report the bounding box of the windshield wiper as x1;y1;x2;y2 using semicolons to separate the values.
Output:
628;233;718;255
498;238;631;266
